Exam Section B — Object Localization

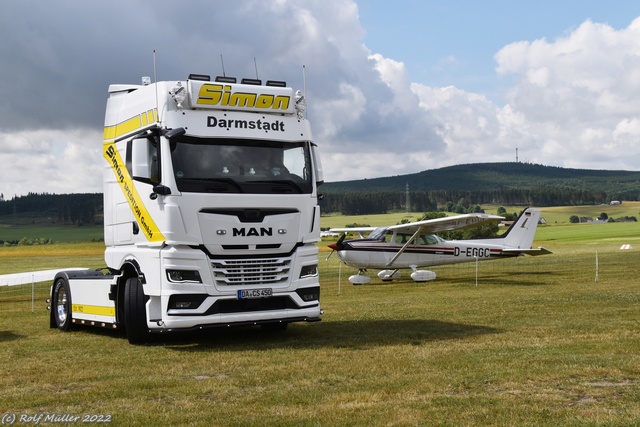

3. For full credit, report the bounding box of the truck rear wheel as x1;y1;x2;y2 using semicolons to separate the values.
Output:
52;278;73;331
124;276;149;344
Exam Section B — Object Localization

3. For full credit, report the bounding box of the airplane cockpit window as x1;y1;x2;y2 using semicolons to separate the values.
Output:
368;227;388;241
395;233;413;244
390;233;442;245
420;234;440;245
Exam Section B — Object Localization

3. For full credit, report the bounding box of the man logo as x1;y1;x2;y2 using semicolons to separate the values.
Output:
233;227;273;237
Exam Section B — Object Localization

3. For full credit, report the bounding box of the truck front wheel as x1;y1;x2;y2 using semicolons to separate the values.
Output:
124;276;149;344
52;278;73;331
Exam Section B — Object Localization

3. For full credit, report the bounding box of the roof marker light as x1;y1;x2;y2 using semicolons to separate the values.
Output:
215;76;237;83
188;73;210;81
241;78;262;85
266;80;286;87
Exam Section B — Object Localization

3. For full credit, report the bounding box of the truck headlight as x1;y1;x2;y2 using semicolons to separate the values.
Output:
166;269;202;283
299;264;318;278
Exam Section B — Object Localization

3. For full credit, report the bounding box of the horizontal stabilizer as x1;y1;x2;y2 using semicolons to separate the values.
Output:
501;247;553;256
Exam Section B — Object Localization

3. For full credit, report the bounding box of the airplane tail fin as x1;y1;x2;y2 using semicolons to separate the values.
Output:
475;207;542;249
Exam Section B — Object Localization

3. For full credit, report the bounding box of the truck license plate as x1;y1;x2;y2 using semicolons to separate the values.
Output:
238;288;272;299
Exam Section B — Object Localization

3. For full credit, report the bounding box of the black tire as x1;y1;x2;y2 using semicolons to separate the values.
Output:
52;278;73;331
123;276;149;344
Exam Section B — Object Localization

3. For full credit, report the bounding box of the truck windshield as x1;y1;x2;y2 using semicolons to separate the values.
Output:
170;136;313;194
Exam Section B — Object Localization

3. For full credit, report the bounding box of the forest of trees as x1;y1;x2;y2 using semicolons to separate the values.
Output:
0;193;102;225
318;188;614;215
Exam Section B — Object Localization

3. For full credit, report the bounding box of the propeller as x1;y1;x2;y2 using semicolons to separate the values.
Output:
326;233;346;260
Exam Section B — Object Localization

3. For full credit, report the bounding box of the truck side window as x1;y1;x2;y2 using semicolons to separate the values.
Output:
125;141;132;176
149;143;159;183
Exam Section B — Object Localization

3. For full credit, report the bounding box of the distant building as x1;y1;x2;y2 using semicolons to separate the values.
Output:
585;218;607;224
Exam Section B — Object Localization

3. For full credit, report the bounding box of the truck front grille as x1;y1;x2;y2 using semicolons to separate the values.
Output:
211;258;291;286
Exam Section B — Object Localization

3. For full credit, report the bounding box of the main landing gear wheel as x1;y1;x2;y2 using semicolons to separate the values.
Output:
378;269;401;282
52;278;73;331
348;274;371;285
124;277;150;344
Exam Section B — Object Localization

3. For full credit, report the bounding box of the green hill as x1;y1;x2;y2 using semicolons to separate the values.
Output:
324;162;640;195
320;162;640;214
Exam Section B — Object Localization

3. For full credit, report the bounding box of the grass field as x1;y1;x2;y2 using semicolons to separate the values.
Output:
1;208;639;425
0;224;103;244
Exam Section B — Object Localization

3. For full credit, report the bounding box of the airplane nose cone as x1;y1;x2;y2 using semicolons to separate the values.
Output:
328;234;346;251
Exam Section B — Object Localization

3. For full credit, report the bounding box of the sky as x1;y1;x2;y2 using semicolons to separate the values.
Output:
2;0;640;197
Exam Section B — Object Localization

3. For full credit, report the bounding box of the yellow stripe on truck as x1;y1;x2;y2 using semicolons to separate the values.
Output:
72;304;116;317
103;141;165;242
103;109;158;142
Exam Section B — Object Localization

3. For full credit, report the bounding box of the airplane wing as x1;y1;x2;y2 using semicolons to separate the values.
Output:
328;227;378;238
329;213;503;237
502;247;553;256
384;213;505;235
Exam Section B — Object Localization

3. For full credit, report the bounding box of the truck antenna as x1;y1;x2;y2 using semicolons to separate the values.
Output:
153;49;160;124
220;54;227;77
254;57;259;80
302;64;307;119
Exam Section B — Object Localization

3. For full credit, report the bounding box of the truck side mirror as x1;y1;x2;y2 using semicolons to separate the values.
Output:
311;144;324;186
131;137;158;183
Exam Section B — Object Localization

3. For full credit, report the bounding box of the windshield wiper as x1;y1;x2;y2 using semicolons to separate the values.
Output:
179;177;243;193
247;179;305;193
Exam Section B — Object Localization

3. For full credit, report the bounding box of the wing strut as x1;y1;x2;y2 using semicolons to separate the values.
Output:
386;227;423;267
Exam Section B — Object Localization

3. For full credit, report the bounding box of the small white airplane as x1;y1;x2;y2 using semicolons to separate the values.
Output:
327;208;551;284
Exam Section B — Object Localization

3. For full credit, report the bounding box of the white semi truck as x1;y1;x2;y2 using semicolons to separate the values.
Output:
49;74;324;343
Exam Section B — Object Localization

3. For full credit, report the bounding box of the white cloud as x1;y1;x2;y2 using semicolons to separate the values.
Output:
0;129;102;197
368;53;417;114
491;17;640;169
496;18;640;118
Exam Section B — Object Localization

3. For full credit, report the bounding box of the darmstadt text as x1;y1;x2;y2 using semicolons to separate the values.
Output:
207;116;285;133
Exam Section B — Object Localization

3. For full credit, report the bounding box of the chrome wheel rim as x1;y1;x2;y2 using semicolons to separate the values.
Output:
56;287;68;323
